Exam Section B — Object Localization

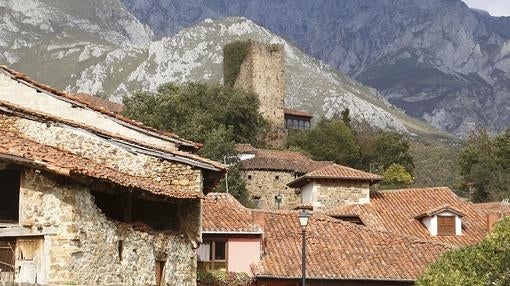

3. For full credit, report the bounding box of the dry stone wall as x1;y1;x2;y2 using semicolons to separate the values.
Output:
9;116;202;193
242;170;299;210
233;41;286;148
20;170;199;286
315;181;370;211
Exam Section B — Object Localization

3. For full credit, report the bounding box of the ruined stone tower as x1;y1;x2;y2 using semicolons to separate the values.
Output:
223;40;286;148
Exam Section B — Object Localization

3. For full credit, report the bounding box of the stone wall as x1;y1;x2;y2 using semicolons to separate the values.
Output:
18;169;199;286
233;41;286;148
4;116;203;194
242;170;299;210
315;181;370;211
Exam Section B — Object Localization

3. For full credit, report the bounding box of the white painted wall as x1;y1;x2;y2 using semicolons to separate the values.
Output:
238;153;256;161
301;182;314;204
0;74;177;150
422;211;462;236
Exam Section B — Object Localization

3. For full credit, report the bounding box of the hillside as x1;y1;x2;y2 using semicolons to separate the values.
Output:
121;0;510;136
0;1;445;137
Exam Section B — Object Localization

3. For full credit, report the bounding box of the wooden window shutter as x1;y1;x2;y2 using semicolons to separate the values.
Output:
437;216;456;236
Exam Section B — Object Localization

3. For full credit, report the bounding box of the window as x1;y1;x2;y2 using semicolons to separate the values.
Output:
247;175;252;180
0;170;20;224
437;216;456;236
0;239;15;280
299;120;305;129
304;121;310;130
286;119;293;129
197;241;227;271
275;176;280;180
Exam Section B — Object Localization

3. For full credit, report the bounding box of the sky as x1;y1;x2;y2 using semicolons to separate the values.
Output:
462;0;510;16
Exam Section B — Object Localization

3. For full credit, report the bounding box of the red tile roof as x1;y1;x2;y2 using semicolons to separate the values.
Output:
236;144;333;173
473;201;510;215
325;187;487;246
201;193;452;281
0;129;202;200
252;210;451;281
287;164;383;187
0;65;200;150
283;108;313;118
0;95;225;173
202;193;262;233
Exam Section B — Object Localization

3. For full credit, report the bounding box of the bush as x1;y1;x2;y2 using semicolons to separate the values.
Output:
197;271;255;286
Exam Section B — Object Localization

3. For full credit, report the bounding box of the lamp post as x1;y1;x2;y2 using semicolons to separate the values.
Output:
298;209;310;286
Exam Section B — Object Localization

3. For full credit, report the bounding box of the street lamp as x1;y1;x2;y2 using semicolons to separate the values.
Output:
298;209;310;286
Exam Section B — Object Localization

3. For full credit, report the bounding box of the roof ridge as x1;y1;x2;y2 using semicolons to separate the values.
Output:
0;66;200;149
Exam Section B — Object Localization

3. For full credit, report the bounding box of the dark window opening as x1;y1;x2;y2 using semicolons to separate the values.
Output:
91;191;179;231
437;216;456;236
247;175;252;180
0;170;20;224
0;239;15;279
299;121;305;129
118;240;123;261
275;176;279;180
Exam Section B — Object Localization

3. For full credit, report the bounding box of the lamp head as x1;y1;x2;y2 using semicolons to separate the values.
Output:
298;209;310;228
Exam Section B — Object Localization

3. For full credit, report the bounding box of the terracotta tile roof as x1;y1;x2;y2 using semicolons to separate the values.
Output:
0;65;200;150
74;93;124;114
473;201;510;215
236;144;333;173
287;164;383;187
252;210;451;281
0;96;225;173
325;187;487;246
283;108;313;118
202;193;262;233
0;129;202;200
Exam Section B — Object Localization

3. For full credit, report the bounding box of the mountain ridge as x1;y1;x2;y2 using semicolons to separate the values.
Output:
120;0;510;135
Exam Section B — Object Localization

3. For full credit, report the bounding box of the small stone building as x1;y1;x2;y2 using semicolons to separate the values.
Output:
236;144;332;210
0;66;225;285
287;164;383;211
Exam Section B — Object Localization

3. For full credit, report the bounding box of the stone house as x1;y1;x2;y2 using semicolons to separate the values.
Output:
0;66;225;285
287;164;383;211
236;144;333;210
201;193;453;286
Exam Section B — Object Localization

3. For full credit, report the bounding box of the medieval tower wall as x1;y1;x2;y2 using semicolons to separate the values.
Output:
224;40;286;148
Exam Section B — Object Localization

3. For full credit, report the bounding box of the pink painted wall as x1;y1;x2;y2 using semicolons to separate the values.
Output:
227;237;261;275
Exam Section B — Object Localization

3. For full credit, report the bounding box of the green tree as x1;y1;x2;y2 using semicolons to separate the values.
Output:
459;128;510;202
381;163;414;189
374;132;414;173
417;216;510;286
123;82;265;206
287;117;361;166
123;82;266;144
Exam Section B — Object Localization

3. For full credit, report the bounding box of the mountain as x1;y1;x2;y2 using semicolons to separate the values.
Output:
0;0;444;136
120;0;510;135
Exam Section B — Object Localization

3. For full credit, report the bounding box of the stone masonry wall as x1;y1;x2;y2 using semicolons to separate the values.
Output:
242;170;299;210
8;116;202;194
20;169;199;286
315;181;370;211
233;41;286;148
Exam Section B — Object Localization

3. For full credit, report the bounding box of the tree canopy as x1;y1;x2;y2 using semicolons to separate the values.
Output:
123;82;267;206
459;128;510;202
417;216;510;286
287;117;361;166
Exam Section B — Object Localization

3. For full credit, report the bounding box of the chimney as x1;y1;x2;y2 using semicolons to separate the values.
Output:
486;213;501;232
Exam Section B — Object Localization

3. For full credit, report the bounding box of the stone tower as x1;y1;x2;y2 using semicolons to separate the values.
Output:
224;40;286;148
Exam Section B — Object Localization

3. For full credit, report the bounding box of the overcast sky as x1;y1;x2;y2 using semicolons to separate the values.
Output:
462;0;510;16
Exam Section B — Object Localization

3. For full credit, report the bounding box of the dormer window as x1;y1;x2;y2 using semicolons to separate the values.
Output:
415;205;464;237
437;215;456;236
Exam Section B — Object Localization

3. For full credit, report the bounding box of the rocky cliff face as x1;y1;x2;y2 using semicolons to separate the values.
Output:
121;0;510;135
1;0;442;136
